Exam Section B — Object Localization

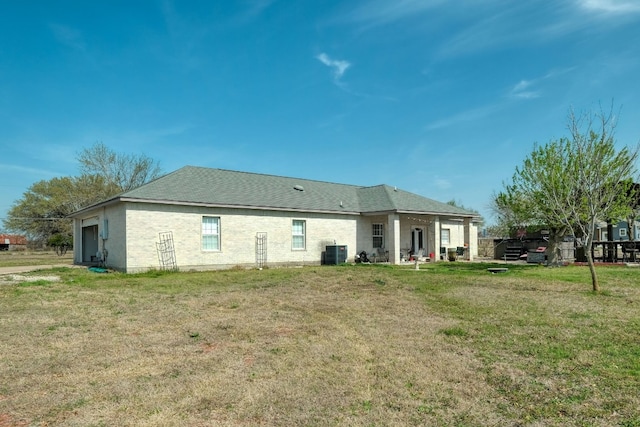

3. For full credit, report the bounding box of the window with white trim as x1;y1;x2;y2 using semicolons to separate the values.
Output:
202;216;220;251
292;220;306;250
372;223;384;248
441;228;450;246
619;228;627;238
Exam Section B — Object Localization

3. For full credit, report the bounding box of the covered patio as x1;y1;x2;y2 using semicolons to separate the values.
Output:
359;212;477;265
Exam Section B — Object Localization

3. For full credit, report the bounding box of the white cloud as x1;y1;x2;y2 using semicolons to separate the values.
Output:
510;80;540;99
508;68;575;100
316;53;352;83
578;0;640;13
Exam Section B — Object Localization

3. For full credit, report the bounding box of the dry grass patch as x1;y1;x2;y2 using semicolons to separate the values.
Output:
2;263;639;426
0;267;507;426
0;251;72;268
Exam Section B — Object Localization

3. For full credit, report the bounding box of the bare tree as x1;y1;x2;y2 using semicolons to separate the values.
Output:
77;142;163;192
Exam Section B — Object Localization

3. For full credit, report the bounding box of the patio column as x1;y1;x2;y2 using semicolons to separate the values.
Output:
464;218;473;261
388;213;401;264
73;218;82;265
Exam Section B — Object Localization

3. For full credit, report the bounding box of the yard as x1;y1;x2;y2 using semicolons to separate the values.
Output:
1;261;639;426
0;250;72;268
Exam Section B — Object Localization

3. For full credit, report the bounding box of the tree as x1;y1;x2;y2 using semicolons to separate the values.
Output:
446;199;485;227
495;105;639;292
489;188;540;240
4;143;162;246
3;175;120;246
77;142;162;192
48;233;73;255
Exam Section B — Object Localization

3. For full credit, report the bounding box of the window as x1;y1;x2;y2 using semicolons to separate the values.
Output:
441;228;450;246
372;223;384;248
619;228;627;238
292;220;306;250
202;216;220;251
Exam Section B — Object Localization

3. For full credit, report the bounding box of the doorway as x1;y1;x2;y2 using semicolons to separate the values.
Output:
82;225;99;262
411;227;424;256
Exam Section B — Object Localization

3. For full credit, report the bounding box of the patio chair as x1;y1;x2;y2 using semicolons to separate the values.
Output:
376;247;389;262
622;242;639;262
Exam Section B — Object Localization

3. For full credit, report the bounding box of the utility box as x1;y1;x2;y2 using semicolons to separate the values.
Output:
527;251;546;264
325;245;348;265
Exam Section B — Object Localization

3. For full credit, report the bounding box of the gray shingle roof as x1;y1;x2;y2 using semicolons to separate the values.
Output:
86;166;477;217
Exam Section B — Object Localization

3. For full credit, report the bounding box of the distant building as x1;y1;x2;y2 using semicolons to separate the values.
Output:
595;220;640;241
0;234;28;251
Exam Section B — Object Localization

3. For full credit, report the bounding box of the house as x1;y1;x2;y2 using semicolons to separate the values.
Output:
0;234;27;251
595;220;640;241
69;166;480;273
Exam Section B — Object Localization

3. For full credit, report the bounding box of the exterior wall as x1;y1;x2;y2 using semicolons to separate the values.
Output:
102;204;127;270
73;202;479;272
596;220;640;241
123;203;358;273
72;204;126;268
356;215;387;255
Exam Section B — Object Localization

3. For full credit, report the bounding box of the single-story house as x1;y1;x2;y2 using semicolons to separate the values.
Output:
69;166;480;273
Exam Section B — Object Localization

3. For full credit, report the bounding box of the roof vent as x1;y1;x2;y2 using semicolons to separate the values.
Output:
293;184;304;191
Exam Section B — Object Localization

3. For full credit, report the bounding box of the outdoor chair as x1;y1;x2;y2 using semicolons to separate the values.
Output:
375;247;389;262
622;242;639;262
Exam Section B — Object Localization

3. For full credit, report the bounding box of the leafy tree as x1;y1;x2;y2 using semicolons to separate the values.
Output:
77;141;162;192
4;143;162;245
3;175;120;246
495;105;639;292
48;233;73;255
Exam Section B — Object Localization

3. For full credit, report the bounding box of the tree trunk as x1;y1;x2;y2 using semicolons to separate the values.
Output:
547;231;563;266
584;242;600;292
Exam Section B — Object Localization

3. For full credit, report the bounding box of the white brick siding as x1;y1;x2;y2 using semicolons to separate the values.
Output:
119;203;357;272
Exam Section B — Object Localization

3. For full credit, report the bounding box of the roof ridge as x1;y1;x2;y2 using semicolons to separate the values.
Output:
181;165;363;188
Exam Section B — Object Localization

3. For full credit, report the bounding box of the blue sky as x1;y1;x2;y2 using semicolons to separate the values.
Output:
2;0;640;229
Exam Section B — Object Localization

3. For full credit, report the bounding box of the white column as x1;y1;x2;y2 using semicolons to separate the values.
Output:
388;214;401;264
464;218;473;261
73;218;82;264
433;216;440;262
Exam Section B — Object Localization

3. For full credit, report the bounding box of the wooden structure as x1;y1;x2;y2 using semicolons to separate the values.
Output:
0;234;27;251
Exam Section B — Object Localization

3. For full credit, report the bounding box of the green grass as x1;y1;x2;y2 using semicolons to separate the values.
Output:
1;262;639;426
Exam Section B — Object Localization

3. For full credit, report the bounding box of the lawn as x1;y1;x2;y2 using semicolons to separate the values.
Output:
1;262;639;426
0;250;72;268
